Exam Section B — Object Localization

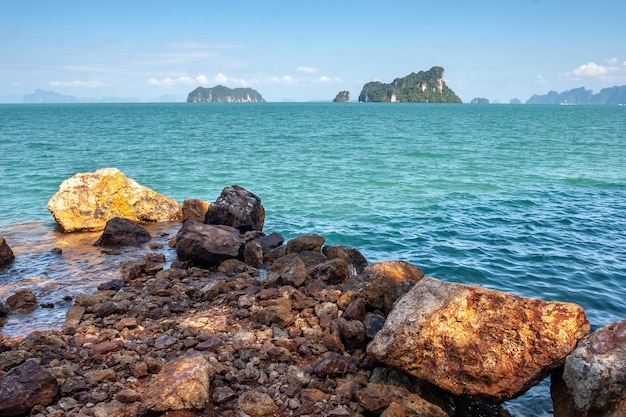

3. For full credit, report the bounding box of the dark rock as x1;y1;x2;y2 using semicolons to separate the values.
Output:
175;220;243;268
6;289;38;314
342;297;367;322
554;318;626;416
94;217;151;247
0;237;15;267
204;185;265;232
181;198;210;223
322;245;368;274
332;317;367;350
97;279;124;291
256;232;285;254
286;233;325;254
312;352;354;378
310;258;350;284
243;239;264;267
364;312;386;339
0;359;59;416
343;260;424;314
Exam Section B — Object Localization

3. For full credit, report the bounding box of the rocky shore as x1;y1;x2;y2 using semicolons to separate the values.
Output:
0;171;624;417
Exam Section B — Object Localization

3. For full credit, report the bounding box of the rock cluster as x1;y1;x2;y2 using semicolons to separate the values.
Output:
0;181;619;417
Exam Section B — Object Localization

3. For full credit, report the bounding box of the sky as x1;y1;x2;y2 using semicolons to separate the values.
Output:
1;0;626;103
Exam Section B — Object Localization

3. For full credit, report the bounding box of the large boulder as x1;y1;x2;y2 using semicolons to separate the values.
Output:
553;318;626;417
140;353;213;412
94;217;151;247
47;168;182;232
175;220;243;267
0;237;14;267
342;260;424;313
0;359;59;416
367;276;590;403
204;185;265;232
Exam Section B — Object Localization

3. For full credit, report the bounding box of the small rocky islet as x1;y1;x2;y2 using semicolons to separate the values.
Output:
0;169;624;417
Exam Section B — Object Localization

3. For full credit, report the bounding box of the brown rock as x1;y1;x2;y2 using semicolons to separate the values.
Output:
85;368;116;385
0;359;59;416
343;260;424;314
555;318;626;416
312;352;354;377
141;353;212;412
63;306;85;328
0;237;15;267
322;245;368;274
175;220;243;267
243;239;264;267
182;198;210;223
256;303;294;329
204;185;265;232
286;233;325;254
94;217;151;246
333;317;367;349
6;288;38;314
46;168;182;232
368;277;591;403
238;389;277;417
310;258;350;284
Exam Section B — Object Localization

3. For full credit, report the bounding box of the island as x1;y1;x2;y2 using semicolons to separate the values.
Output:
526;85;626;105
333;91;350;102
187;85;265;103
358;66;462;103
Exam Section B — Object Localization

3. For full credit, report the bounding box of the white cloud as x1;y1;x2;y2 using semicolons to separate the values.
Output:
606;57;619;66
147;73;249;87
195;75;210;84
571;62;608;77
297;66;318;74
215;72;229;83
269;75;298;84
49;79;104;88
317;75;341;83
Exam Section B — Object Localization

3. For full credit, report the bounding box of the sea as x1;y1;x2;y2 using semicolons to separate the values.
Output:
0;102;625;416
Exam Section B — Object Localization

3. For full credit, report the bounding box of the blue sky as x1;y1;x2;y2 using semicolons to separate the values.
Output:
1;0;625;103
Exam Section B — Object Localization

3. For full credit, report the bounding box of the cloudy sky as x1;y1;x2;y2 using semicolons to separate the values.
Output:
1;0;625;102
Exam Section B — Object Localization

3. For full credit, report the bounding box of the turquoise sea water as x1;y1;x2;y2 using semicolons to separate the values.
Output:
1;103;625;415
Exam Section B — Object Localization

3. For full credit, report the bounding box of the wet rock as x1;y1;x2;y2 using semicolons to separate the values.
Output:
204;185;265;232
175;220;243;267
46;167;182;232
140;353;212;412
238;389;277;417
181;198;210;223
286;233;325;254
368;276;591;403
0;359;59;416
120;252;166;280
322;245;368;274
94;217;152;247
0;237;15;267
6;288;38;314
343;260;424;313
554;318;626;417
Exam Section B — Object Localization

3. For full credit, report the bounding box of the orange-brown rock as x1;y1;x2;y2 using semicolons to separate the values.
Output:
0;236;15;267
367;276;590;403
46;168;182;232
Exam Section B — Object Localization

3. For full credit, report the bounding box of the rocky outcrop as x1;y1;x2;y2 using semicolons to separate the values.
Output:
6;289;38;314
175;220;243;267
0;359;59;416
46;168;182;232
205;185;265;232
0;236;14;267
182;198;210;223
368;276;590;403
187;85;265;102
552;319;626;417
333;90;350;102
94;217;151;247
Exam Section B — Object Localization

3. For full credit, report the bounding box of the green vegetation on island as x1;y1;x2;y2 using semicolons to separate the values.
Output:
333;91;350;102
358;66;462;103
187;85;265;103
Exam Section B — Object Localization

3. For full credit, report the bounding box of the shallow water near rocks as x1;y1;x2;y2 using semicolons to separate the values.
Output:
1;102;625;416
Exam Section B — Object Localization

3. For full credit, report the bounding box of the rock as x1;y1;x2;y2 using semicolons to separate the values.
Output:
333;317;367;349
243;240;264;267
310;258;351;284
322;245;368;274
93;217;151;246
238;390;277;417
6;288;38;313
354;383;448;416
204;185;265;232
46;168;182;232
343;260;424;313
0;359;59;416
175;220;243;267
286;233;325;254
0;237;15;267
256;232;285;254
367;276;590;403
63;306;85;328
312;352;354;377
554;318;626;416
93;400;125;417
182;198;210;222
141;353;213;412
271;255;307;287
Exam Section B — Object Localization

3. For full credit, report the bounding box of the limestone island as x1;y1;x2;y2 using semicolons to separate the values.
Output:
358;66;462;103
187;85;265;103
333;91;350;102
